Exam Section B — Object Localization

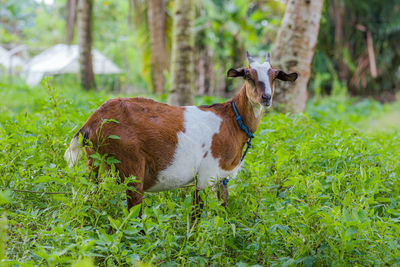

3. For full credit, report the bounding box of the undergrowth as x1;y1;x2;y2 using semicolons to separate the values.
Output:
0;82;399;266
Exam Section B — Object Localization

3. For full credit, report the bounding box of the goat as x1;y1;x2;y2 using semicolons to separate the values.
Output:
64;52;297;220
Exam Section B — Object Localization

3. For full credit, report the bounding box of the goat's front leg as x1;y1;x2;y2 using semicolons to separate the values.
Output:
216;178;229;207
191;188;204;223
122;176;145;235
126;181;144;217
125;157;145;218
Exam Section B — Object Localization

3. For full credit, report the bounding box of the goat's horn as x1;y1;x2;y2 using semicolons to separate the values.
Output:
246;51;254;64
266;53;271;63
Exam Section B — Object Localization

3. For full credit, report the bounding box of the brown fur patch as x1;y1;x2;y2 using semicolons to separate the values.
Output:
79;97;184;191
268;69;276;97
200;84;262;171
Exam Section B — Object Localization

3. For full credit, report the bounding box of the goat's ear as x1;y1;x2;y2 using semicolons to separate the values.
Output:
227;68;245;78
276;70;298;82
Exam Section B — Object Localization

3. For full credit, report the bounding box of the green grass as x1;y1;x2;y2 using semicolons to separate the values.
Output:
1;81;400;266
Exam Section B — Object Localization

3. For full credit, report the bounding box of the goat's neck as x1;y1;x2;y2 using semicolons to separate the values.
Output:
232;84;263;134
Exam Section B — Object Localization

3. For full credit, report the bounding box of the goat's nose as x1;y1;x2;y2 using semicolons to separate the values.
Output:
262;94;271;102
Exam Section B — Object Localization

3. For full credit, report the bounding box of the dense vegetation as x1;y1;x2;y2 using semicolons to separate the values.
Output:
3;0;398;97
0;0;285;94
1;82;399;265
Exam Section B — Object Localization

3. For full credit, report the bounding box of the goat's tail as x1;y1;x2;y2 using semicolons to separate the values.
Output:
64;130;87;168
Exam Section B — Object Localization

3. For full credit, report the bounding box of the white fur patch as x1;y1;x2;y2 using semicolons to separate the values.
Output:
250;61;272;96
147;106;238;192
252;104;263;118
64;136;82;168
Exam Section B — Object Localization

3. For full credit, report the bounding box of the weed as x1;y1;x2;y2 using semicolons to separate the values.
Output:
0;83;399;265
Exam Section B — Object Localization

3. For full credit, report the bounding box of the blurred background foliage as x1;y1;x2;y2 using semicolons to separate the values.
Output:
0;0;399;96
315;0;400;100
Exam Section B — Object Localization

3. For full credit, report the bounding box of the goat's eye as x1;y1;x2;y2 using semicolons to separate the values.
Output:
244;71;253;81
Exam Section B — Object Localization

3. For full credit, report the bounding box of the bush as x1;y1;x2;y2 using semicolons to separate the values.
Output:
0;82;399;265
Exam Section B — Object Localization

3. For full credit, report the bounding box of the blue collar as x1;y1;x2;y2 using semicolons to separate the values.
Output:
232;101;254;161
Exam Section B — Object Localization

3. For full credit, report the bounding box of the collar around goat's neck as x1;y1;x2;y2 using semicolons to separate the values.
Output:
232;101;254;162
232;101;254;139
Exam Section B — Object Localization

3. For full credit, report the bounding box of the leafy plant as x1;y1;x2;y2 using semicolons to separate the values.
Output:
0;82;399;265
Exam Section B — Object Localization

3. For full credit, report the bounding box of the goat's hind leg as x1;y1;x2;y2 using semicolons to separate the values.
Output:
216;178;229;208
84;148;100;182
191;188;204;224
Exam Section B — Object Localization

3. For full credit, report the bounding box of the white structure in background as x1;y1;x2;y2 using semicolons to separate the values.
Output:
24;44;121;86
0;46;25;72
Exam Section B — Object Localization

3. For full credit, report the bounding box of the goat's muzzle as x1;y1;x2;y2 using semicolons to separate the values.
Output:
261;93;272;107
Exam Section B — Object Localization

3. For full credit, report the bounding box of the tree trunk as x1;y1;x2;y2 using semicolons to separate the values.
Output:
272;0;323;113
203;48;215;96
147;0;167;93
65;0;77;44
206;48;215;96
195;46;206;95
168;0;194;106
78;0;96;90
195;47;214;96
217;64;226;97
330;0;349;82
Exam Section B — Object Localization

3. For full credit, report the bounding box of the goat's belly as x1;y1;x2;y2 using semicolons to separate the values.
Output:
145;134;205;192
146;106;223;192
146;171;195;192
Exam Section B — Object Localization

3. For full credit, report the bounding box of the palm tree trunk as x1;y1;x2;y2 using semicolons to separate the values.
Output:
168;0;194;106
78;0;95;90
272;0;323;113
330;0;350;82
65;0;76;44
147;0;167;93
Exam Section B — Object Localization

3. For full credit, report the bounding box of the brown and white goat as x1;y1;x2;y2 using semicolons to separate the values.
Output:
64;52;297;218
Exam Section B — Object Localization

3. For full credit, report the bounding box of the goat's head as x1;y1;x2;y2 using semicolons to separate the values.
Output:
227;51;298;108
